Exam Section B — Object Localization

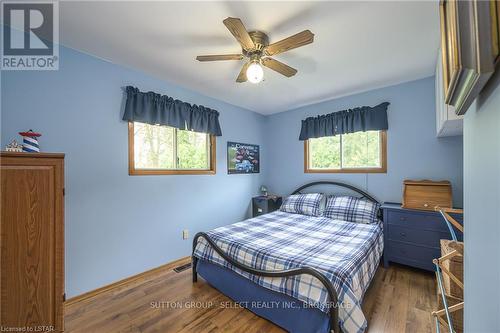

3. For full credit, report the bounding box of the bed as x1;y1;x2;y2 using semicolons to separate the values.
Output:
192;181;384;333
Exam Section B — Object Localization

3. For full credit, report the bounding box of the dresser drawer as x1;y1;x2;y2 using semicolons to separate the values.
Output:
386;210;447;231
387;225;450;248
386;241;440;271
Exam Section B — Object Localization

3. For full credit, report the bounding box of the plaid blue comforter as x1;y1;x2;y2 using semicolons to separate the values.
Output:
193;210;384;333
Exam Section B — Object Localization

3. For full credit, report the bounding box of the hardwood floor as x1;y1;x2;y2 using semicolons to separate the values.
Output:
65;259;436;333
362;264;437;333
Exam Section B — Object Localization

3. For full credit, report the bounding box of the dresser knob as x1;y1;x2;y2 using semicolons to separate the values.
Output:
400;232;406;237
400;217;406;221
424;203;429;207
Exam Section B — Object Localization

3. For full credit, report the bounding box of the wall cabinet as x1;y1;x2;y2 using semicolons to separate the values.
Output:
436;49;463;137
439;0;498;115
1;152;65;332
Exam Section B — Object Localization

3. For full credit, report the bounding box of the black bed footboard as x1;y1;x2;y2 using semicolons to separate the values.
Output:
192;232;341;333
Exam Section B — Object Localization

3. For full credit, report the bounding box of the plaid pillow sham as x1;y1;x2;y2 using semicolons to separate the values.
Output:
323;196;380;224
279;193;324;216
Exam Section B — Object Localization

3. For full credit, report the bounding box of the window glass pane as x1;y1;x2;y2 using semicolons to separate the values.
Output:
131;122;213;173
341;131;380;168
309;136;341;169
177;130;209;169
134;122;175;169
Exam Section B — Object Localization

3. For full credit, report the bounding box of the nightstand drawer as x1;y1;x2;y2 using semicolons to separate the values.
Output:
386;241;440;271
253;198;269;209
387;225;449;248
386;210;446;231
252;196;282;217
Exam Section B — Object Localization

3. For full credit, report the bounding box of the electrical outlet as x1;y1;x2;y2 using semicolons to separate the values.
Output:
182;229;189;240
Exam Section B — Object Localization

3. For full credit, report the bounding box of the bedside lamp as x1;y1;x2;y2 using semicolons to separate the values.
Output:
260;185;268;197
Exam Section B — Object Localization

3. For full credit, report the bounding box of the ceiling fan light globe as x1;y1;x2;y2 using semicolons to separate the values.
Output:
246;63;264;84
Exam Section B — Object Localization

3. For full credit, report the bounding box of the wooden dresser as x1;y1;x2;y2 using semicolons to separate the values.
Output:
1;152;65;332
381;203;462;271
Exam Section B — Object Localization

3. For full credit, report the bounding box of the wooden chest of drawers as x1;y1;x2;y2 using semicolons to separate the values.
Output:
382;203;462;271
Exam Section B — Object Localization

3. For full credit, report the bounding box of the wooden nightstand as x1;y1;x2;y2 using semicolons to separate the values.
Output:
381;203;463;271
252;196;282;217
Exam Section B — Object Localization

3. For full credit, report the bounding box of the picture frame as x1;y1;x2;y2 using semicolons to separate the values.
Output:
227;141;260;174
439;0;498;115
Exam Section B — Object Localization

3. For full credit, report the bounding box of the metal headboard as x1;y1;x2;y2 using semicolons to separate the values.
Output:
291;181;379;204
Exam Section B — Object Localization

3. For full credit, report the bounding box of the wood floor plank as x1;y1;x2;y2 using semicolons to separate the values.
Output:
384;267;411;332
65;260;436;333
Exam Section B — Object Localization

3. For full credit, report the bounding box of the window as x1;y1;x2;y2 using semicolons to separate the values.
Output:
304;130;387;173
128;122;216;175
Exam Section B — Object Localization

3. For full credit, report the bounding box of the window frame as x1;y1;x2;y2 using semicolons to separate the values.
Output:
128;122;216;176
303;130;387;174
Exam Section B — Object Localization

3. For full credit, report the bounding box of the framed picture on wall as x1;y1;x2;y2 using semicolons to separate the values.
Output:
227;142;260;174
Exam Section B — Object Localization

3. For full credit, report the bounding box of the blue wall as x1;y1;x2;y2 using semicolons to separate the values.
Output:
1;46;266;298
263;77;464;206
463;74;500;331
1;47;465;299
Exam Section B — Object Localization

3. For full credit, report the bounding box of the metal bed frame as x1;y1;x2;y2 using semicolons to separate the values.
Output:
192;181;380;333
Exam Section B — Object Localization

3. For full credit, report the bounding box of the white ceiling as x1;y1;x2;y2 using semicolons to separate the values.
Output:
59;1;440;115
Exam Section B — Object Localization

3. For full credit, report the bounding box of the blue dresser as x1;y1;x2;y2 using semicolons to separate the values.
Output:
381;203;463;271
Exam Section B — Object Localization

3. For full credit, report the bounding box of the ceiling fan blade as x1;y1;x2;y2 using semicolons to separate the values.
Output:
264;30;314;56
236;62;250;83
196;54;244;62
223;17;255;51
261;58;297;77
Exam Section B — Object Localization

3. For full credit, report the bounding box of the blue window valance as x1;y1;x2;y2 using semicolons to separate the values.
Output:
122;86;222;136
299;102;389;140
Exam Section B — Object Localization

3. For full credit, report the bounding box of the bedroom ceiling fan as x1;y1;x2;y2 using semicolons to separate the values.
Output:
196;17;314;84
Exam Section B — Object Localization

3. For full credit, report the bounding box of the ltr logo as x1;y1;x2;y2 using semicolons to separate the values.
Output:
2;1;59;70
